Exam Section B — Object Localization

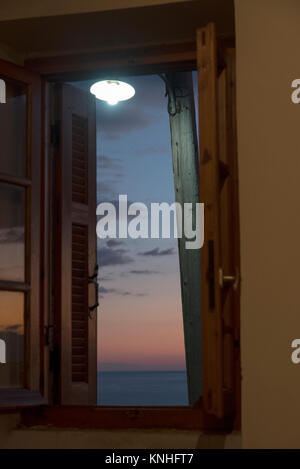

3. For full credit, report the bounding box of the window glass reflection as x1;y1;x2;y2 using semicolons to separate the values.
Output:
0;78;27;177
0;183;25;282
0;291;24;388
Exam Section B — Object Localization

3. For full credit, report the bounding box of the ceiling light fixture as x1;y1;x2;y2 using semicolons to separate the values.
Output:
90;80;135;105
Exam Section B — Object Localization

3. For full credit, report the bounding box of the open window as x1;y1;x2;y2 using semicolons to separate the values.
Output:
46;22;240;422
0;22;240;430
0;59;42;405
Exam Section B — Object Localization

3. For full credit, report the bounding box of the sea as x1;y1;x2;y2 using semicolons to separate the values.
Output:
97;370;189;406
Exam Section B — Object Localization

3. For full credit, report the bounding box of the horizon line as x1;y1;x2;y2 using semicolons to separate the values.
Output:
97;369;186;373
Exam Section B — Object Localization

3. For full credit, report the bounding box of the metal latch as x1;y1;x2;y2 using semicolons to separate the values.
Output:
219;267;240;291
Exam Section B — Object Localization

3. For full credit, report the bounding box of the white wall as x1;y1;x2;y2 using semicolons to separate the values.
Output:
235;0;300;448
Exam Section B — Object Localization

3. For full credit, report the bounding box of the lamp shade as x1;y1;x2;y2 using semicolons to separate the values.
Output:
90;80;135;105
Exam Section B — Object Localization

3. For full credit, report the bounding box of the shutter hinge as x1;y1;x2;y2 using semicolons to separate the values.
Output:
50;120;60;148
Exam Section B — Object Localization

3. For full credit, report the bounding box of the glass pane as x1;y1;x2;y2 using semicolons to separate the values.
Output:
0;78;27;177
0;183;25;282
0;291;24;388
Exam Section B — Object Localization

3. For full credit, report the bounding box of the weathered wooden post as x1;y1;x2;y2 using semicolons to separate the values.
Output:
163;71;202;405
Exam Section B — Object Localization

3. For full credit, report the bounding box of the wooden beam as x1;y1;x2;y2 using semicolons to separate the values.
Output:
0;280;30;292
25;43;197;81
164;71;202;406
0;173;31;187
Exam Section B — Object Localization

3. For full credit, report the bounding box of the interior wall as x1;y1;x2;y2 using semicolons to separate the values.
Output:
0;42;23;65
235;0;300;449
0;1;234;60
0;413;240;449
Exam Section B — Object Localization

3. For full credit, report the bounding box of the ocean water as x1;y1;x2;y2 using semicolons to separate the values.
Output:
97;371;189;406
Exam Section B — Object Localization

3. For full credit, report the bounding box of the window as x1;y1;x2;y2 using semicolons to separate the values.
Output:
0;23;240;431
71;74;192;406
0;61;42;404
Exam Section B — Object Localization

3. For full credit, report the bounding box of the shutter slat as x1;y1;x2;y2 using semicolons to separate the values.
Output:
71;223;89;383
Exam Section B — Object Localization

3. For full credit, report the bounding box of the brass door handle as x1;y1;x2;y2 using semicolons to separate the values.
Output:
219;267;239;291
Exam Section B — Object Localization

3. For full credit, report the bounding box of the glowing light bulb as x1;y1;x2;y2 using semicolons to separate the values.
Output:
90;80;135;105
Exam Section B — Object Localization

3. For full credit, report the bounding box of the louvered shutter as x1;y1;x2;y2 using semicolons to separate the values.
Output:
54;83;97;405
197;24;240;420
71;223;89;383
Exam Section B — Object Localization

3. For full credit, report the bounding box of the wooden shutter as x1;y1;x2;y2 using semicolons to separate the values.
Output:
197;24;240;420
54;84;97;405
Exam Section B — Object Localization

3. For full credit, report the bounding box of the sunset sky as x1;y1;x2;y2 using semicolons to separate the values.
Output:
73;73;197;372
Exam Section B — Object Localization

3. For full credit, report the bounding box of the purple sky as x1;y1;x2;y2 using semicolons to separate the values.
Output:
72;73;198;371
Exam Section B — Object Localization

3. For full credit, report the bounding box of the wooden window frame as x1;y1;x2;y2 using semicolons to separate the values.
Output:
0;59;44;407
18;37;239;431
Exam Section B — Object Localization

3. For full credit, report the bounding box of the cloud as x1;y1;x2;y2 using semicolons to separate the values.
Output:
98;285;147;298
98;155;123;171
97;181;116;199
96;155;125;200
130;143;171;158
106;239;124;248
138;247;175;257
0;227;24;244
99;286;116;295
129;269;159;275
99;274;114;282
99;247;133;267
98;286;124;297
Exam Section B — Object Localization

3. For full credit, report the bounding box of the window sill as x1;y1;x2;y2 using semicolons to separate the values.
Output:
20;404;234;432
0;388;46;410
